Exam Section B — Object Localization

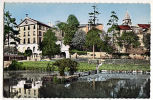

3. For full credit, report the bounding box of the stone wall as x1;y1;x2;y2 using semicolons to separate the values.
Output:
103;59;150;65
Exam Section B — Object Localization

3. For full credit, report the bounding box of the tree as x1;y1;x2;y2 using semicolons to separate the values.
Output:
40;29;60;59
4;11;20;57
86;28;102;59
57;15;79;46
53;58;78;76
64;15;79;45
88;5;100;25
117;31;140;52
71;30;86;50
143;34;150;50
67;15;79;31
107;11;119;43
99;35;114;54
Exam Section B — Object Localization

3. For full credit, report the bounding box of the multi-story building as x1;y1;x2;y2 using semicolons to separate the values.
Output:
17;15;70;59
17;15;51;55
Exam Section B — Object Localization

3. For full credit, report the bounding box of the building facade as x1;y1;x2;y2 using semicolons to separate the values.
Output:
17;16;51;55
17;16;70;59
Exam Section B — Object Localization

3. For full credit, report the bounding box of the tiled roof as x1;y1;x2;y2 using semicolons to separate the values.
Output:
138;24;150;29
118;25;131;30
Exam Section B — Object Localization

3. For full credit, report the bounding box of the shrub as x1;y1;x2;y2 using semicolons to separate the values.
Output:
53;58;78;76
8;60;23;70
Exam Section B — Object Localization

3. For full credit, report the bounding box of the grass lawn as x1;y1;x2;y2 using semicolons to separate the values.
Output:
19;61;150;72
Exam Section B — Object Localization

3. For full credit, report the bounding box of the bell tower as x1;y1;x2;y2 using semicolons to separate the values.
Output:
122;10;132;26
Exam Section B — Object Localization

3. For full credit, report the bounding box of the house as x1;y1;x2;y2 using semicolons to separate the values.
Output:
17;15;51;55
17;15;70;59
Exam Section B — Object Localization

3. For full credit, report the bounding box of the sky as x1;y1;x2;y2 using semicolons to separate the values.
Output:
4;3;150;31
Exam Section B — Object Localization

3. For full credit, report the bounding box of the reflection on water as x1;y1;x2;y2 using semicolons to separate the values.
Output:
3;71;150;98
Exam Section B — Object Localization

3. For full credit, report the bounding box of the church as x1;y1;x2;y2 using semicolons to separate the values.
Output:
116;11;150;59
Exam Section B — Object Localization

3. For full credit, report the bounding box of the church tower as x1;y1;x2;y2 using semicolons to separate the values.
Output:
122;10;132;26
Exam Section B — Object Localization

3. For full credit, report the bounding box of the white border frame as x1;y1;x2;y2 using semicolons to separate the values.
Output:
0;0;152;100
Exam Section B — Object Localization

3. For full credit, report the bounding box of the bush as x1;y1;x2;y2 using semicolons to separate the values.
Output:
53;58;78;76
70;49;87;55
8;60;23;70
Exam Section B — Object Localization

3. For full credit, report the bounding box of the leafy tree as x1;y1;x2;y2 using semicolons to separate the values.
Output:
107;11;119;43
40;29;60;59
67;15;79;31
99;35;114;54
4;11;20;46
57;15;79;46
53;58;78;76
143;34;150;50
4;11;20;57
86;28;102;59
71;30;86;50
117;31;140;52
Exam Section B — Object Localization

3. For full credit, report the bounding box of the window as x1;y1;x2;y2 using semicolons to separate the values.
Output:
28;38;30;44
28;32;30;36
33;47;35;52
28;26;30;30
33;25;35;29
33;38;36;43
24;89;26;94
24;27;25;31
33;31;35;36
34;90;36;95
39;25;41;30
39;31;42;36
39;37;41;44
24;32;26;36
23;39;26;44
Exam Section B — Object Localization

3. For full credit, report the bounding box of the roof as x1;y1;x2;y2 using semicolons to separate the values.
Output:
118;25;131;30
31;18;51;28
124;11;131;19
18;17;51;28
138;24;150;29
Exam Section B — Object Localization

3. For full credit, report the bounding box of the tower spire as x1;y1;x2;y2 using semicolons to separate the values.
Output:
122;10;132;26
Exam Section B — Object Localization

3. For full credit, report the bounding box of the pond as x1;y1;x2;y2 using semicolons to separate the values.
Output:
3;71;150;98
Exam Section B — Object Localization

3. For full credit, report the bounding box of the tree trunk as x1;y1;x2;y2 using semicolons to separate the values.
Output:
93;45;95;59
